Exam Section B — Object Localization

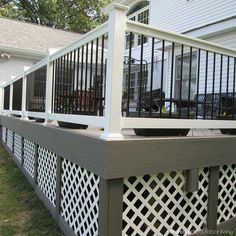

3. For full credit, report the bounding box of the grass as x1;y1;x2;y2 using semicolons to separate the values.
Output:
0;144;64;236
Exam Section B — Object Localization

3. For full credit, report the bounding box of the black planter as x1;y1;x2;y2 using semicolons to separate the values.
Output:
220;129;236;135
134;129;190;136
35;118;45;123
57;121;88;129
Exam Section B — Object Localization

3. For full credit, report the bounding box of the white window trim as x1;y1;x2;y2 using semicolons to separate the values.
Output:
127;5;150;49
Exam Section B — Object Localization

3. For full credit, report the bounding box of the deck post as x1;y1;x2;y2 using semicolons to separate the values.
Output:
44;49;56;125
101;4;128;140
55;156;62;220
98;178;124;236
207;166;220;231
21;67;30;120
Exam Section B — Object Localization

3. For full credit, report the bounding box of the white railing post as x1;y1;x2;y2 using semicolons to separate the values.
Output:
101;3;128;140
44;49;56;125
21;67;30;120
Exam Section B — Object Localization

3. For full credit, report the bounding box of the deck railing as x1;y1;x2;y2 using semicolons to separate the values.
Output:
1;3;236;139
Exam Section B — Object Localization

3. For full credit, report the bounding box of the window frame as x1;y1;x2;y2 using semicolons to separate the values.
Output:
126;5;150;49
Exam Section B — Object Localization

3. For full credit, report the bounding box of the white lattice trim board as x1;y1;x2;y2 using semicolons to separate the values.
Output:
37;146;57;206
23;139;35;178
60;159;100;236
2;127;6;143
123;168;209;236
6;129;13;151
14;134;22;162
217;164;236;224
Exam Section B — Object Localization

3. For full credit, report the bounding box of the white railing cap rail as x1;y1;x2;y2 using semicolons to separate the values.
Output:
126;20;236;58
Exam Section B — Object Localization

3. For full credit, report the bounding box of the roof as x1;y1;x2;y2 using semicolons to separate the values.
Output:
0;17;82;58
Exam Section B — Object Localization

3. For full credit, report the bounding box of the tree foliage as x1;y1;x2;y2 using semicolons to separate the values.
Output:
0;0;111;33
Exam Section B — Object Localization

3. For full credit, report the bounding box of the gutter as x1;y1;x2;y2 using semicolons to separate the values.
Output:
0;45;47;60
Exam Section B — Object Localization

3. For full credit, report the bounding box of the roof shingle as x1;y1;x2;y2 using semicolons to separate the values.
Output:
0;17;82;56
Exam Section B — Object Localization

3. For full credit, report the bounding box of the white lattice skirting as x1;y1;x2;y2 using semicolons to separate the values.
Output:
123;166;236;236
217;164;236;224
1;127;236;236
60;159;100;236
1;127;100;236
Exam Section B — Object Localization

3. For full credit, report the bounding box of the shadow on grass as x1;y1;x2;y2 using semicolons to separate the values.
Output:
0;144;64;236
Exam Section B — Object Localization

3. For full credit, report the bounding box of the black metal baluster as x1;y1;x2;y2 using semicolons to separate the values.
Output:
169;42;175;117
138;35;144;117
79;47;84;112
226;56;230;117
67;54;71;114
204;51;208;119
179;45;184;118
72;50;76;113
218;55;223;118
211;53;216;119
187;47;193;118
160;40;165;118
59;57;64;113
94;38;99;115
196;49;201;119
89;41;93;113
65;53;70;114
233;58;236;120
84;44;89;112
99;36;105;116
149;37;155;117
56;58;60;113
62;55;66;114
76;48;80;112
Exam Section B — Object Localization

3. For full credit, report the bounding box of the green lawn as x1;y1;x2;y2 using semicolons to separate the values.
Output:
0;144;64;236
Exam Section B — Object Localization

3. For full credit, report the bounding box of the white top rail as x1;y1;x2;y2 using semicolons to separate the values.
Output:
50;21;109;62
126;20;236;58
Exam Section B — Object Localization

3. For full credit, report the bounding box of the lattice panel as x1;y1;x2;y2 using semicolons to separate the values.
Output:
14;134;22;162
2;127;6;143
217;164;236;224
37;146;57;206
123;168;209;236
60;159;100;236
23;139;35;178
6;129;13;151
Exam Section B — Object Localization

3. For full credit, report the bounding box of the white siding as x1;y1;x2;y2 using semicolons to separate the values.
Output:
0;56;37;85
150;0;236;33
165;31;236;102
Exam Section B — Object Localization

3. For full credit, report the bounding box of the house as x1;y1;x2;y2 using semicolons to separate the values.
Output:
115;0;236;117
0;17;81;85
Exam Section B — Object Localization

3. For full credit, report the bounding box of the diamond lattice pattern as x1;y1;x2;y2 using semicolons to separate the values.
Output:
23;139;35;178
60;159;100;236
123;168;209;236
37;146;57;206
14;134;22;162
217;164;236;224
2;127;6;143
6;129;13;150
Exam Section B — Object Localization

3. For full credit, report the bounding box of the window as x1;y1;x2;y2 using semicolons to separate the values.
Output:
174;52;197;100
123;69;148;101
125;2;149;49
34;68;46;97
